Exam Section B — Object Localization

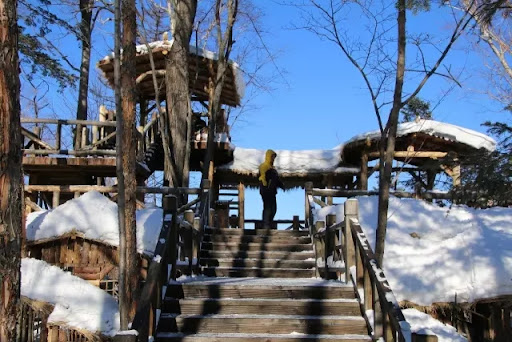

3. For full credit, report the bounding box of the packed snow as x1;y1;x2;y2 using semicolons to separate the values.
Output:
314;196;512;306
344;119;496;152
21;258;120;336
26;191;163;256
217;147;359;175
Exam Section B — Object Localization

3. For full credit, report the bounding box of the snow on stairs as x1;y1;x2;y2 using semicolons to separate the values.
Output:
154;227;371;341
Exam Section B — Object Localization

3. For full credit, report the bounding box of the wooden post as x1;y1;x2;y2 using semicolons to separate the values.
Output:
411;333;438;342
344;199;358;283
326;214;336;270
360;149;369;190
292;215;300;231
52;190;60;209
314;220;324;278
305;182;313;229
92;125;98;150
326;175;333;205
238;182;245;229
164;196;178;280
184;210;194;272
193;217;200;273
56;123;62;150
75;123;82;150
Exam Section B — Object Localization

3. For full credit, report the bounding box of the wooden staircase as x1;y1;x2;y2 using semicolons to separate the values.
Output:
155;227;372;341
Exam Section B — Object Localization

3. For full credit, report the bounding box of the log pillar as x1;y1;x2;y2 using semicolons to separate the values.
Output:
359;150;368;190
238;182;245;229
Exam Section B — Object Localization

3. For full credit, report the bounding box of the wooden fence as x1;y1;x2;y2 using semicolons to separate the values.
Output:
21;117;159;157
306;186;438;342
18;297;106;342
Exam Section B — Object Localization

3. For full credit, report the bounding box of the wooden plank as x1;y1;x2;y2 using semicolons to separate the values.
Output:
167;298;360;316
168;316;367;335
369;151;448;158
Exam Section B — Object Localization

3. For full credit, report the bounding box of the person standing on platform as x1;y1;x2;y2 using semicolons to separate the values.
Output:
258;149;285;229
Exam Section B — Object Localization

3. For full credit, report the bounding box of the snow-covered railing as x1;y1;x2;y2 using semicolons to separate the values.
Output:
308;194;438;342
24;185;201;210
129;195;178;342
127;183;211;342
19;296;104;342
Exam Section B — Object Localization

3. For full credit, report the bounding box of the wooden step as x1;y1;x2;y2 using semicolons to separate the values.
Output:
166;283;357;300
200;250;315;260
156;332;372;342
163;298;361;316
200;258;315;269
201;267;315;278
205;228;310;237
202;234;311;244
201;242;312;252
158;314;368;335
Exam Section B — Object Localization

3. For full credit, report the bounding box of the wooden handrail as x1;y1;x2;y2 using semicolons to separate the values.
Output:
311;188;453;200
21;117;117;127
130;195;177;341
307;188;438;342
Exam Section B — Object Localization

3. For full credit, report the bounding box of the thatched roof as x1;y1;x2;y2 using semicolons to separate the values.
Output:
342;119;496;165
97;40;245;107
215;147;359;188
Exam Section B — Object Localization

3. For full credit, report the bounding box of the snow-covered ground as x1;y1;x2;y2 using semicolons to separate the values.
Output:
22;191;511;341
26;191;163;256
21;258;120;336
314;196;512;305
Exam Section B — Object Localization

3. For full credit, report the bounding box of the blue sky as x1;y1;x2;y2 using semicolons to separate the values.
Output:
21;1;509;225
224;2;509;224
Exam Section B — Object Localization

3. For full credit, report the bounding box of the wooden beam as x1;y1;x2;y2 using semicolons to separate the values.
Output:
369;151;448;159
238;182;245;229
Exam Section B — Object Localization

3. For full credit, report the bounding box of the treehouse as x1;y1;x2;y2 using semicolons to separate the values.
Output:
22;38;244;209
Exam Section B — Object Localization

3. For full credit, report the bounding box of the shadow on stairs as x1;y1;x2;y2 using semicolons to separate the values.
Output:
155;227;372;342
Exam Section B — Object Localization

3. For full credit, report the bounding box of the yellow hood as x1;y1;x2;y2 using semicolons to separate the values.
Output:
258;149;276;186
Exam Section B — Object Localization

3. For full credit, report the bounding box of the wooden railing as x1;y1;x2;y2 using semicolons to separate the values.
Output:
24;185;200;211
306;186;438;342
20;117;159;158
126;182;210;342
18;297;105;342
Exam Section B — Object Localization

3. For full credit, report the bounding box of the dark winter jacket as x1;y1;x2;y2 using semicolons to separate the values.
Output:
259;166;284;197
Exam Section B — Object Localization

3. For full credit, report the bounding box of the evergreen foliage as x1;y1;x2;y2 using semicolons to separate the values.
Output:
400;96;432;122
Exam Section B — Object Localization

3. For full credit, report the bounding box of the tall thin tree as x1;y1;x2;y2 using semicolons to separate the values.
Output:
0;0;23;340
165;0;197;198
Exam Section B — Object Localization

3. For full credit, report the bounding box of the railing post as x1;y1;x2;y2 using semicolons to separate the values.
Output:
325;214;336;277
164;195;178;280
314;220;325;278
193;217;200;273
305;182;313;229
56;123;62;150
238;182;245;229
344;199;358;283
292;215;300;231
184;210;195;273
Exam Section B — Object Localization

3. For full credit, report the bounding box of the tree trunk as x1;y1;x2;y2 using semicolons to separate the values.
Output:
165;0;197;199
0;0;23;339
76;0;93;121
119;0;139;326
374;0;406;265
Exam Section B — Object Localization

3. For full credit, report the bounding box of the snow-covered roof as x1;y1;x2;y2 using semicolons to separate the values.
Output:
344;119;496;152
314;196;512;306
217;147;359;176
21;258;120;336
26;191;163;256
99;39;245;104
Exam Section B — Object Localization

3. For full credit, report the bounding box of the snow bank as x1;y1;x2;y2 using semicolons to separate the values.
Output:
217;147;359;174
314;196;512;306
21;258;120;336
26;191;163;256
403;309;467;342
345;120;496;152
